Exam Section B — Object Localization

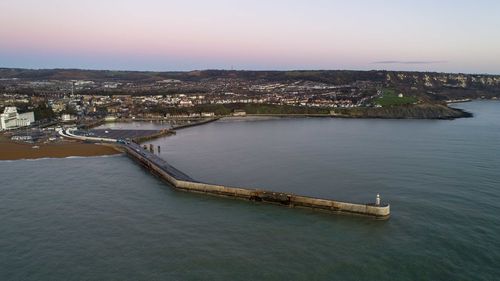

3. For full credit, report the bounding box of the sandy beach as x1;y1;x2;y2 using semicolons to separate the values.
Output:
0;140;121;160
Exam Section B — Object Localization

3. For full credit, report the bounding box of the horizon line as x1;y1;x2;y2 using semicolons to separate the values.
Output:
0;66;498;77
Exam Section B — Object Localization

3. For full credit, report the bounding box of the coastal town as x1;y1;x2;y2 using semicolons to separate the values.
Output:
0;71;381;147
0;74;379;119
1;69;499;149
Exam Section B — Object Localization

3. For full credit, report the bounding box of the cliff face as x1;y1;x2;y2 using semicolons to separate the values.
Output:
385;72;500;100
386;72;500;89
335;104;472;120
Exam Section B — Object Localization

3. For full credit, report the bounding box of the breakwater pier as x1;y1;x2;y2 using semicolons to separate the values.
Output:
123;142;390;218
61;128;390;219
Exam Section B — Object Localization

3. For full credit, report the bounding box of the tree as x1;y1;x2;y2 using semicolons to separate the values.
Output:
61;104;78;116
34;103;56;121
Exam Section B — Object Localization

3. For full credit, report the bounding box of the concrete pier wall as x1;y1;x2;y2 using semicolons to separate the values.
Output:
126;147;180;186
175;180;390;218
171;117;220;130
124;144;390;219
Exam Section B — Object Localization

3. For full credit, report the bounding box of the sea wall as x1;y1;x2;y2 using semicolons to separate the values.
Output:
171;117;220;130
124;144;390;219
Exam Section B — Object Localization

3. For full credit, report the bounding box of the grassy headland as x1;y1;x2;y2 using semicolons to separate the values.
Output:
376;89;418;107
152;102;471;120
331;104;472;119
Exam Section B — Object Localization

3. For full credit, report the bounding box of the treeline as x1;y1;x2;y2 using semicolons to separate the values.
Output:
33;104;56;120
149;103;330;116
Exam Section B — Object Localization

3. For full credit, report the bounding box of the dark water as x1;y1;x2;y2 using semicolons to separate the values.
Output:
1;101;499;280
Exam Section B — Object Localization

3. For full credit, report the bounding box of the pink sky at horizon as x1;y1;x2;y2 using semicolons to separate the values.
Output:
1;0;499;73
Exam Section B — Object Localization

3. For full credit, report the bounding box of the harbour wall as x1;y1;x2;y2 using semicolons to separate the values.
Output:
171;117;220;130
124;143;390;219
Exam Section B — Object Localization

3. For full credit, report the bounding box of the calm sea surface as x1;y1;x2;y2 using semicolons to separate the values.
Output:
1;101;499;280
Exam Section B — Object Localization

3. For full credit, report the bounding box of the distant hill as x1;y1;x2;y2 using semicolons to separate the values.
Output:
0;68;185;82
1;68;499;100
0;68;388;83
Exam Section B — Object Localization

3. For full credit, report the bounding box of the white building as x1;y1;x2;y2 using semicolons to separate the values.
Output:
0;107;35;130
61;114;77;122
232;110;247;117
201;112;215;117
179;100;193;107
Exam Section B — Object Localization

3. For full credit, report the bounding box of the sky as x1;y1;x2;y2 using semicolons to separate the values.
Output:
1;0;499;73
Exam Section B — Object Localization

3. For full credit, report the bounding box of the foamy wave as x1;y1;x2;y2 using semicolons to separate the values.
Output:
64;154;123;159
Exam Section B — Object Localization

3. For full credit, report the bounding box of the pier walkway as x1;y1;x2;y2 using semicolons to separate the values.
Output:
125;142;194;182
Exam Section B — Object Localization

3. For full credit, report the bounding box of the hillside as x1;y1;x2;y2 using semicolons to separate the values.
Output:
1;68;499;100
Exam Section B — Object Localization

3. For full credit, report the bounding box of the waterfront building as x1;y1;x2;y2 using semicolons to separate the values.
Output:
232;109;247;117
201;112;215;117
0;107;35;130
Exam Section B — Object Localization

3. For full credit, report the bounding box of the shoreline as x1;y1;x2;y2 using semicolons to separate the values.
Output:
0;154;122;162
0;140;121;161
0;101;481;161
